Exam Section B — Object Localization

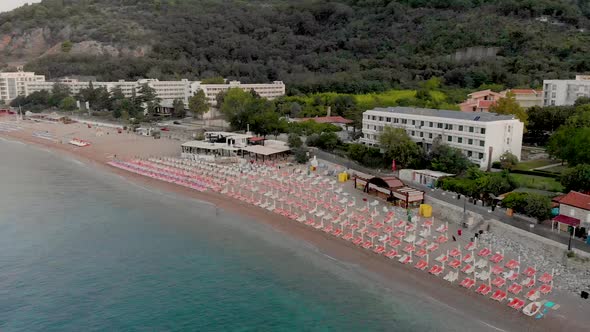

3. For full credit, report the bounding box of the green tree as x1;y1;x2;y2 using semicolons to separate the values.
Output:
317;132;339;151
61;40;73;53
378;127;425;169
172;98;186;118
499;151;519;170
428;141;471;174
287;133;303;149
561;164;590;193
548;127;590;165
490;92;528;129
189;90;209;119
60;96;77;111
49;83;71;108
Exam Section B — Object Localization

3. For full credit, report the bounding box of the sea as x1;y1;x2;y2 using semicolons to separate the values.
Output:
0;138;499;332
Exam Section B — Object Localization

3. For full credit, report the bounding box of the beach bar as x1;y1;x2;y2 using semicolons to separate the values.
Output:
354;174;424;208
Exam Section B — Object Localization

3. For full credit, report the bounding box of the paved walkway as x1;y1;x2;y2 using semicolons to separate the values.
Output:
532;162;564;170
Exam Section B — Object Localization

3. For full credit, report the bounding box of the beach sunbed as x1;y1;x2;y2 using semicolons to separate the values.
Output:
343;233;353;241
539;284;553;294
522;277;535;288
362;241;373;249
465;242;476;251
539;273;553;284
373;246;386;255
352;237;363;246
448;259;461;269
526;289;540;301
449;248;461;257
461;264;474;274
492;277;506;288
491;290;507;302
385;250;399;259
477;248;491;257
508;283;523;295
489;253;504;264
414;260;428;271
331;229;343;237
426;243;439;252
398;255;411;264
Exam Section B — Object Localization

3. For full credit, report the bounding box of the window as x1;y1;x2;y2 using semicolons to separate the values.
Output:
420;121;425;126
386;117;391;123
469;127;474;133
458;137;463;143
479;140;484;147
429;122;433;127
481;128;486;134
479;153;484;159
437;123;443;129
412;120;415;125
420;132;424;137
401;119;407;124
411;130;415;136
468;139;473;145
394;118;399;123
445;124;452;130
552;92;556;98
467;151;473;157
458;125;463;131
378;116;383;121
429;133;433;139
447;136;452;142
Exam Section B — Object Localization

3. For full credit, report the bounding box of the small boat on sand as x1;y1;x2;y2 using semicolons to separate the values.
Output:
69;138;90;147
523;301;542;316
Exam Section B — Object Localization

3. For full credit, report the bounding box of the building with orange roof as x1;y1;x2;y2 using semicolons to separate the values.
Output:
459;88;543;113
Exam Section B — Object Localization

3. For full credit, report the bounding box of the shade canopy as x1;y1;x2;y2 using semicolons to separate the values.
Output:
552;214;580;227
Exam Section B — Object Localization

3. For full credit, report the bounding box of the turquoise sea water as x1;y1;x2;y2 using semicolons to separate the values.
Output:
0;139;495;331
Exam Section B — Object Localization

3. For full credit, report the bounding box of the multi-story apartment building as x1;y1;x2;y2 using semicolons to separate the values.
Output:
26;78;285;110
543;75;590;106
361;107;524;168
0;70;45;104
191;80;286;106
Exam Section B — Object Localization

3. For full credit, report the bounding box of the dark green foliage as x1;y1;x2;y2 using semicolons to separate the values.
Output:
172;98;186;118
561;164;590;193
502;192;552;222
437;168;517;198
2;0;588;93
346;143;387;168
287;133;303;149
428;141;472;174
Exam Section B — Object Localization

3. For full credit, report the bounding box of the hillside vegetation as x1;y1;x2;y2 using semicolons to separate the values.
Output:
1;0;589;93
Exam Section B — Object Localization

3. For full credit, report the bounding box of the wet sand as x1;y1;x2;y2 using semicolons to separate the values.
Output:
1;118;587;332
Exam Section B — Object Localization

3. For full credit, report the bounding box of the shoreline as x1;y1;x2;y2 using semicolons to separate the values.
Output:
0;122;582;331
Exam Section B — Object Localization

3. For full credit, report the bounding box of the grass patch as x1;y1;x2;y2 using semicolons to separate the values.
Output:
354;90;416;110
511;173;564;192
514;159;559;171
541;164;568;174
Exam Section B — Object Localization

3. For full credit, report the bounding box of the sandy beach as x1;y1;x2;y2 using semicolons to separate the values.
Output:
1;117;587;332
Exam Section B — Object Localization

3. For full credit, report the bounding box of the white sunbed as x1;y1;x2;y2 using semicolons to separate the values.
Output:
474;259;488;269
404;234;416;243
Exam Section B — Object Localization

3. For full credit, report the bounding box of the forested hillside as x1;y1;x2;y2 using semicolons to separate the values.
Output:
1;0;589;94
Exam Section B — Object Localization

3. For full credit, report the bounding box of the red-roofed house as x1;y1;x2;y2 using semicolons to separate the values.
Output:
552;191;590;235
459;90;502;113
460;89;544;113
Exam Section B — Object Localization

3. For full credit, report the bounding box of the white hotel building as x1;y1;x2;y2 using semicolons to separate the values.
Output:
25;78;285;109
361;107;524;168
543;75;590;106
0;70;46;104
